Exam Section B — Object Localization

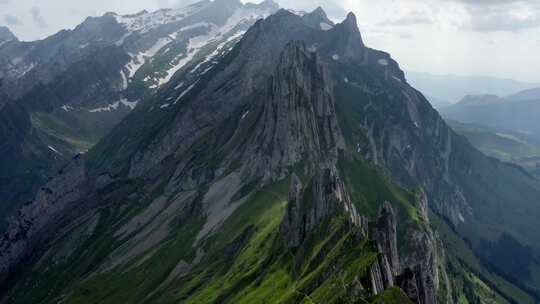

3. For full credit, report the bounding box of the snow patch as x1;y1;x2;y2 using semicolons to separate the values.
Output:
378;59;389;66
160;103;170;109
125;37;172;78
174;80;199;104
332;54;340;61
287;9;307;16
122;99;139;110
241;110;250;120
48;146;62;155
344;77;349;83
174;81;185;90
120;70;128;90
157;4;272;86
180;22;211;32
61;105;74;112
458;213;465;223
190;30;245;75
113;4;208;34
18;63;36;79
88;99;138;113
320;22;333;31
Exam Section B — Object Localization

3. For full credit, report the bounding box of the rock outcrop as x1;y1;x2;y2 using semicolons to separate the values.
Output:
370;201;400;275
366;200;439;304
281;168;355;249
238;41;345;182
399;190;440;304
368;203;398;295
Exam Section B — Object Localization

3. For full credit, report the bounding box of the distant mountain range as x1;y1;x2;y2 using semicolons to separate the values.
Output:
507;87;540;102
442;90;540;141
406;71;540;106
448;120;540;176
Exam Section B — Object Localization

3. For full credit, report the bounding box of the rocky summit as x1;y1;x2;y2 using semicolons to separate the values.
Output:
0;2;539;304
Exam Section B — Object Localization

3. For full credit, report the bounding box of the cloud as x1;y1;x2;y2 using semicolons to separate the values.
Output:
466;13;540;32
0;0;9;4
3;14;21;26
399;32;414;39
377;10;435;27
30;6;48;28
156;0;171;8
455;0;540;31
451;0;525;5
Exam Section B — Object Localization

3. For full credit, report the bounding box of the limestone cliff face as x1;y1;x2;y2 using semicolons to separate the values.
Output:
280;168;362;249
366;197;440;304
398;189;440;304
237;41;345;182
370;201;399;275
368;203;399;296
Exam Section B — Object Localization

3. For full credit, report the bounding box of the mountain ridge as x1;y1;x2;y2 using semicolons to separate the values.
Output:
0;5;538;304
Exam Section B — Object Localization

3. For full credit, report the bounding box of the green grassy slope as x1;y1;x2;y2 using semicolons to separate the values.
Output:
6;149;448;304
7;145;525;303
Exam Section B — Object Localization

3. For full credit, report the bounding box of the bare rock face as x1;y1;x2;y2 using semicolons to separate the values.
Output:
370;253;395;295
280;167;352;249
396;265;437;304
238;41;345;182
399;193;440;304
0;155;90;285
280;174;305;248
366;201;439;304
370;201;399;276
368;203;398;295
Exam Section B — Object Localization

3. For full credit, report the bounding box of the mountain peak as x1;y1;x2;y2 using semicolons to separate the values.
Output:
346;12;357;24
257;0;279;9
312;6;328;18
342;12;361;37
300;6;335;31
458;94;506;106
0;26;17;43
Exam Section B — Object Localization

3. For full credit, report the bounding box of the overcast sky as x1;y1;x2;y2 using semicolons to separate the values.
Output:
1;0;540;83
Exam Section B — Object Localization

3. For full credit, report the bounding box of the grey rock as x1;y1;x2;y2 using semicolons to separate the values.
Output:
237;41;345;182
368;203;398;296
280;167;350;249
370;201;400;276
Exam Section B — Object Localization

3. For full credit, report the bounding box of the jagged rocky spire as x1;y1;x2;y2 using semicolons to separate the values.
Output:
237;40;345;181
280;167;354;248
